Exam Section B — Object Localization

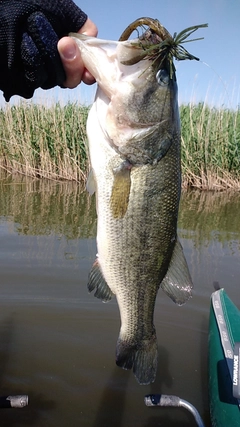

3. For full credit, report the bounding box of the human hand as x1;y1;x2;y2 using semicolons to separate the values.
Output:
58;19;98;88
0;0;91;101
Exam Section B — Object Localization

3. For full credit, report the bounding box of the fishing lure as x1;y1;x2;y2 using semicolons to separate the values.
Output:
119;17;208;79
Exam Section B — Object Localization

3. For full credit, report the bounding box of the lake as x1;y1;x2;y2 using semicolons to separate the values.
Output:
0;177;239;426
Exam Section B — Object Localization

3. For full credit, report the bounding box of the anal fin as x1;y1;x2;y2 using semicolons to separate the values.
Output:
161;237;193;305
88;258;114;302
86;169;96;195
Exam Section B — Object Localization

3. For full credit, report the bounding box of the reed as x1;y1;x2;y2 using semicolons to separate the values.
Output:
180;103;240;190
0;101;90;182
0;101;239;190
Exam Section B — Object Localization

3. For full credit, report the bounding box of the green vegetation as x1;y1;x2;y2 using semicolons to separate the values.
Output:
0;102;90;182
180;103;240;189
0;101;239;190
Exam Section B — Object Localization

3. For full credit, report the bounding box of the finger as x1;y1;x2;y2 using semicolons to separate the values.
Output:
81;69;95;85
79;18;98;37
78;19;98;85
58;36;84;88
58;18;98;88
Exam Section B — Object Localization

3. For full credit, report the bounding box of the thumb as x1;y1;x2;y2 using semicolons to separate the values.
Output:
58;18;98;88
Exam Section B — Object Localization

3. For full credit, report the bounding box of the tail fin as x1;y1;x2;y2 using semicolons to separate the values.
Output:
116;335;158;385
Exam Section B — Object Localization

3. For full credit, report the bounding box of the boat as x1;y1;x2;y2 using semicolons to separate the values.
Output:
145;289;240;426
209;288;240;426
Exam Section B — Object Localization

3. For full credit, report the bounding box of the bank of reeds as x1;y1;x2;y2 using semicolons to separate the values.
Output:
0;101;239;189
180;103;240;190
0;102;89;182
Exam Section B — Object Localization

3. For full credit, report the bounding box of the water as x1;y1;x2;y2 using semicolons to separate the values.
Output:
0;177;240;426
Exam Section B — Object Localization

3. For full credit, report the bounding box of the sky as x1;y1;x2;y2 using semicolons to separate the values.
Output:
2;0;240;109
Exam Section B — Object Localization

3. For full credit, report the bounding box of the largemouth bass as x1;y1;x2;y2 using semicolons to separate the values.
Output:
71;22;193;385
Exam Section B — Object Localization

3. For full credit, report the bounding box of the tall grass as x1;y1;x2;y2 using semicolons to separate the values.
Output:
0;102;90;182
180;103;240;189
0;101;239;189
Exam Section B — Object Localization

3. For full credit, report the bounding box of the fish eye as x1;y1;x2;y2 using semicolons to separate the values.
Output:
156;69;169;86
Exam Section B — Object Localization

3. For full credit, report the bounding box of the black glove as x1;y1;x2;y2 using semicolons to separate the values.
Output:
0;0;88;101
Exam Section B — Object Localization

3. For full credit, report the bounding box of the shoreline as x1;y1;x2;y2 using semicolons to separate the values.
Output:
0;102;239;191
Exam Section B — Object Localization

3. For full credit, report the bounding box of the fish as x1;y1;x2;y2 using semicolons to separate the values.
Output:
71;22;193;385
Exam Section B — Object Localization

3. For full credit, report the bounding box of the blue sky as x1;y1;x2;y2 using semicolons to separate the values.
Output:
3;0;240;109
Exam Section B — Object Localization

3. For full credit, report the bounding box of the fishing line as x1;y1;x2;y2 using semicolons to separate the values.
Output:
201;60;238;109
199;59;239;167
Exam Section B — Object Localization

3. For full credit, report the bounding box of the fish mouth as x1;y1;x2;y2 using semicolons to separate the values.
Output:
70;18;207;85
69;31;172;103
69;34;143;98
69;18;173;92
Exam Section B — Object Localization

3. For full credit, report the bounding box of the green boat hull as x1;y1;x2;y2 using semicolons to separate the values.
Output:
209;289;240;426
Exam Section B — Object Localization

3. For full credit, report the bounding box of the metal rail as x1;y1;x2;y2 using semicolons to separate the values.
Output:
145;394;205;427
0;395;28;409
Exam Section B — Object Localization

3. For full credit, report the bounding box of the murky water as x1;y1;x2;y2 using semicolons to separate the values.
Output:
0;177;240;426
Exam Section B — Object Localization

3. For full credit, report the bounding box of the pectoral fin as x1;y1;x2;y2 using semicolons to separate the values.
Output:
110;161;132;219
161;238;193;305
86;169;96;195
154;137;173;163
88;258;114;302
